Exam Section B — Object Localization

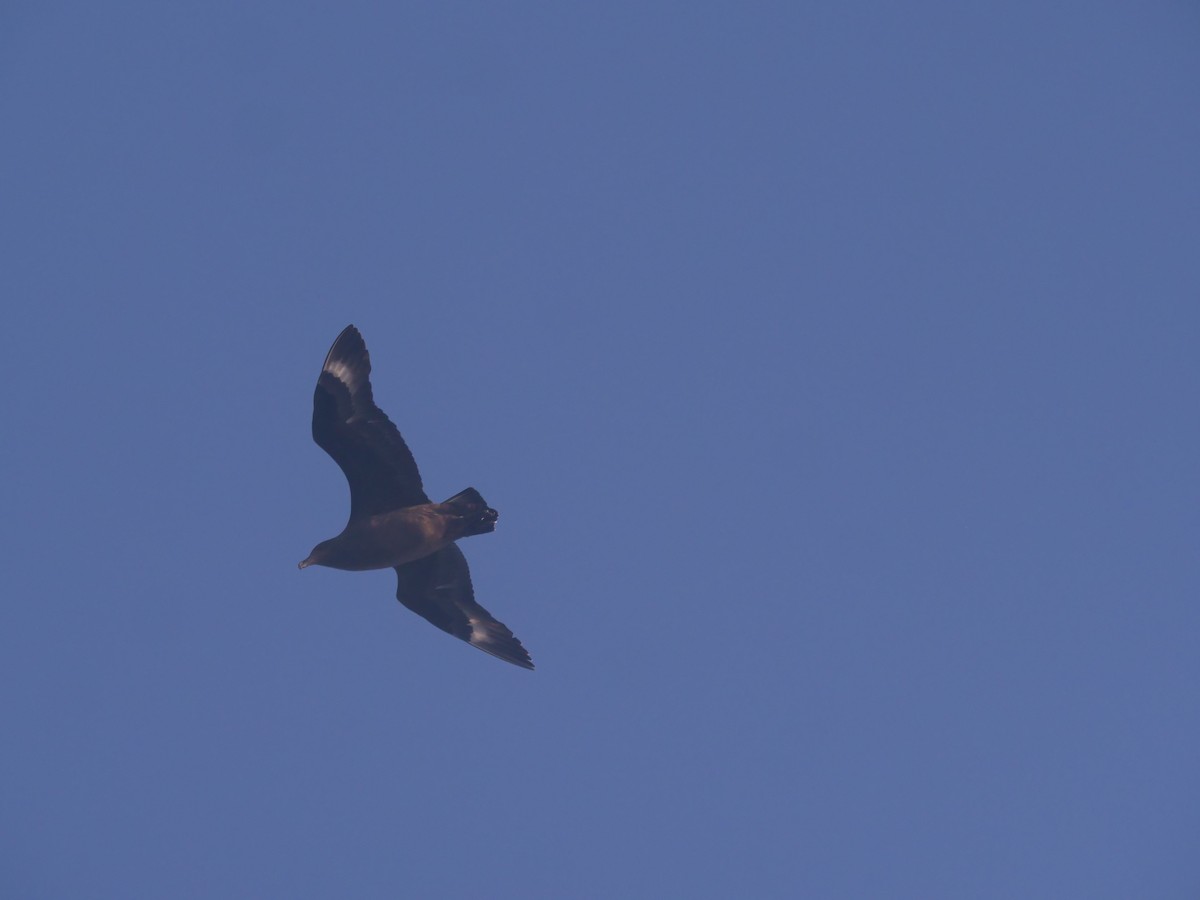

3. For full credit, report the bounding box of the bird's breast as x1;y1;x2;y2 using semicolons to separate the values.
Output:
337;507;451;570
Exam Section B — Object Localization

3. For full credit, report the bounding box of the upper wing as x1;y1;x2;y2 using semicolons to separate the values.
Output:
312;325;430;520
394;544;534;670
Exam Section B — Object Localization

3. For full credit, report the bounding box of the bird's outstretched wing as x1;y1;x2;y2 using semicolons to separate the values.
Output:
395;545;534;670
312;325;430;520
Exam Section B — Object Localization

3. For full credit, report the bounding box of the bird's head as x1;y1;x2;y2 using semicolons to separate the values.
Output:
298;539;334;570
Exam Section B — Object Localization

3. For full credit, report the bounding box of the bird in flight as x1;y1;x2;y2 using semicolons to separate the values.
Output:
299;325;533;669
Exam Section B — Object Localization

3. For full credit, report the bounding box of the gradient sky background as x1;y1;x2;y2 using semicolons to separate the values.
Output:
2;3;1198;898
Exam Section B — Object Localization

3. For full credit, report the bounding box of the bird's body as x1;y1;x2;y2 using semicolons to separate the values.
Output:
299;325;533;669
300;488;496;572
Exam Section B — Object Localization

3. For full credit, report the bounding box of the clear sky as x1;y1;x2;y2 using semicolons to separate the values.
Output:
2;3;1198;898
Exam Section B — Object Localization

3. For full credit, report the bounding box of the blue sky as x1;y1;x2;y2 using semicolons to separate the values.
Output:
2;3;1198;897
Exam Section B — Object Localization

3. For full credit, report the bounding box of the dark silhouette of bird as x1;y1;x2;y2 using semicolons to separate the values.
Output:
299;325;533;670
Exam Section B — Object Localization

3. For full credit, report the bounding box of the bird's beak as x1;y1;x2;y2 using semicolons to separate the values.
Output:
298;559;311;570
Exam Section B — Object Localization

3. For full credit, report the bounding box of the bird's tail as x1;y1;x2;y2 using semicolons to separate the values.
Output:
443;487;499;537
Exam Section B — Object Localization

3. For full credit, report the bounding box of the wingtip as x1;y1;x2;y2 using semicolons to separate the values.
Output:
322;325;369;372
466;617;535;670
489;649;536;670
483;639;535;670
495;642;535;670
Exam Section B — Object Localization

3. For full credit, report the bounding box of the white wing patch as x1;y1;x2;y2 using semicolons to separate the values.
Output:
468;616;495;646
324;358;356;387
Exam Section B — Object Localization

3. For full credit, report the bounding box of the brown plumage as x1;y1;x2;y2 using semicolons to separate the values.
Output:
299;325;533;670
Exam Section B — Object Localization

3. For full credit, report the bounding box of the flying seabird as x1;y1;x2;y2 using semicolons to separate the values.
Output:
299;325;534;670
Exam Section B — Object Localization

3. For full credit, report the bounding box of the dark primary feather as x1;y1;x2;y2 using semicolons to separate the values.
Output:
395;545;535;670
312;325;430;520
